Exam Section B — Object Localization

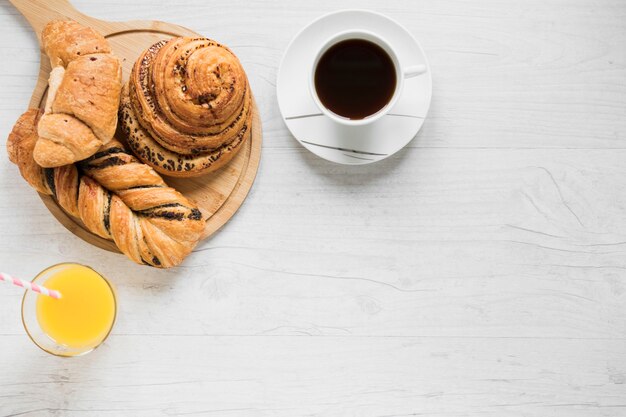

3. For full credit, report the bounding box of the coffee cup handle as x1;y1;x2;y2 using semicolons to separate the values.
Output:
403;64;427;79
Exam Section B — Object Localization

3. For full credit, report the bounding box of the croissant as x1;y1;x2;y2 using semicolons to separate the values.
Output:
34;20;122;168
7;109;204;268
120;37;252;177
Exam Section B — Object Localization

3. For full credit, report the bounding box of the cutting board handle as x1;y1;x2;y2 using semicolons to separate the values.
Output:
9;0;97;39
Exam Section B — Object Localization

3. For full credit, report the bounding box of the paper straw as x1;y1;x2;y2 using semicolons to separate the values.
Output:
0;272;62;299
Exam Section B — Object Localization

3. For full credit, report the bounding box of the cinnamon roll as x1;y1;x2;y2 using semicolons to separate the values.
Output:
120;37;252;177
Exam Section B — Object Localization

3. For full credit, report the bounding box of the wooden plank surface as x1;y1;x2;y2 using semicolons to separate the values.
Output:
1;0;625;416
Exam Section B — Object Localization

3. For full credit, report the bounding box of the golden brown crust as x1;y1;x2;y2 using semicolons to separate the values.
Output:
36;20;122;167
122;37;251;177
77;176;111;239
79;143;205;267
120;83;250;177
7;110;204;268
35;113;102;167
52;54;122;143
54;165;80;218
108;195;143;265
6;109;51;194
42;20;111;67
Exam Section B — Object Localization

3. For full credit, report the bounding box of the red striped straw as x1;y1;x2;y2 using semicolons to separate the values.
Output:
0;272;62;299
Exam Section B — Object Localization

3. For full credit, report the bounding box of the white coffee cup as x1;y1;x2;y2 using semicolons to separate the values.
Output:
309;30;427;126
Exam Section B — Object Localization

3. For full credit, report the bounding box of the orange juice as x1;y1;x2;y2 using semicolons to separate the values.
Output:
36;264;115;348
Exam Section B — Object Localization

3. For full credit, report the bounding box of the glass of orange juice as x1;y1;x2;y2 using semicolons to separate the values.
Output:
21;263;116;357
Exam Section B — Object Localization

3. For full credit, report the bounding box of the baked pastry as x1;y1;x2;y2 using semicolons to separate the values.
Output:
34;20;122;168
120;37;252;177
7;109;204;268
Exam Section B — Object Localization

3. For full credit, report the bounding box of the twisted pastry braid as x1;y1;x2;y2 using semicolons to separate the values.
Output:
121;37;252;177
35;20;122;168
7;109;204;268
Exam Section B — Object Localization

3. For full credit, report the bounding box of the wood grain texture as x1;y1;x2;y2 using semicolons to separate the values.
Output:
1;0;626;416
9;0;263;252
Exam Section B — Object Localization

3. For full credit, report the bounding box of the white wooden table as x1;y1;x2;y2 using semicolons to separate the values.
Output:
1;0;625;415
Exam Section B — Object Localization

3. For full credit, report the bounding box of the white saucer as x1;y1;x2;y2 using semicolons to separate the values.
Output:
277;10;432;165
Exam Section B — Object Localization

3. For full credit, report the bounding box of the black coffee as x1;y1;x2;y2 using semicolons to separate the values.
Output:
314;39;396;120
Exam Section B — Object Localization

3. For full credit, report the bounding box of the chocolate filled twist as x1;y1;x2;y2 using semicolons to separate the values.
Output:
7;110;204;268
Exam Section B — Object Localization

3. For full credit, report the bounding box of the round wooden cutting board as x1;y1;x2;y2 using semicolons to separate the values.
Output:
9;0;262;253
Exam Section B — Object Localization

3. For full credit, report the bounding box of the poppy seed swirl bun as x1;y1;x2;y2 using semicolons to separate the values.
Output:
121;37;252;177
